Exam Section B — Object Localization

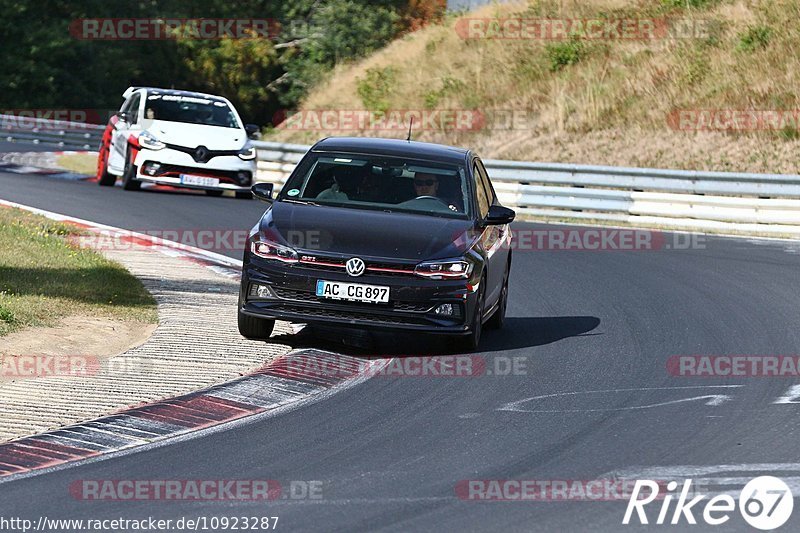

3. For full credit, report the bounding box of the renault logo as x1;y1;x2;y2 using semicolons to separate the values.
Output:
345;257;365;277
194;145;209;162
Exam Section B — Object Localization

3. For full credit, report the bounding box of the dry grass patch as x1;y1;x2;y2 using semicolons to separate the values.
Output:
0;207;157;337
268;0;800;173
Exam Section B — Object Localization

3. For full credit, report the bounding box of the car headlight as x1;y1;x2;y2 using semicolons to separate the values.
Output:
139;131;165;150
414;259;472;279
251;239;298;263
238;146;257;160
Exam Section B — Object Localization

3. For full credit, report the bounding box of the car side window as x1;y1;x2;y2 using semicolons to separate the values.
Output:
473;163;490;218
127;94;141;124
475;159;496;205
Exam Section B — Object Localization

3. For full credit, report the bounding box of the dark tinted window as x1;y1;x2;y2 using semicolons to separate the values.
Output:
475;159;496;204
473;163;490;217
127;94;141;124
281;152;471;219
144;94;239;128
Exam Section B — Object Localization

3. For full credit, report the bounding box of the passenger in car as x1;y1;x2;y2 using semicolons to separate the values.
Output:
316;170;362;201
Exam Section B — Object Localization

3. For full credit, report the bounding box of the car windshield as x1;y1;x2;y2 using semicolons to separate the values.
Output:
144;93;240;128
279;153;471;218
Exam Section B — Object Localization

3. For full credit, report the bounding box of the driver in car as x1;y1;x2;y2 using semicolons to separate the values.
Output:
413;172;460;212
413;172;439;198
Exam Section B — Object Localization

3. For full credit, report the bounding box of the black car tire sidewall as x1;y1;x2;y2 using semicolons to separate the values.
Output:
122;151;141;191
97;143;116;186
455;277;484;352
237;309;275;340
486;266;509;330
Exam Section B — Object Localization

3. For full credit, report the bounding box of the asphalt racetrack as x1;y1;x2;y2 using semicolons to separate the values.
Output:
2;159;800;532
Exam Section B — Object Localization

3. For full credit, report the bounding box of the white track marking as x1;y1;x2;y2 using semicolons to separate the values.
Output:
498;385;743;413
774;384;800;404
599;464;800;498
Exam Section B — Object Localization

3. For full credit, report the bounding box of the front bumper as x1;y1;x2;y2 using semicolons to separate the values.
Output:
240;257;480;334
133;148;255;191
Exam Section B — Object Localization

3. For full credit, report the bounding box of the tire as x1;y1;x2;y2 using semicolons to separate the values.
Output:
121;151;140;191
235;191;253;199
454;277;484;352
238;309;275;340
96;143;116;186
486;266;509;330
205;190;224;197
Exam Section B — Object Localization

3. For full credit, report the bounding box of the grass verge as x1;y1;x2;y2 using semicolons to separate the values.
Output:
0;207;157;337
56;153;96;176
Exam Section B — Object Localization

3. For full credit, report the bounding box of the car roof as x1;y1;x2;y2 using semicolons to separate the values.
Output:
124;86;229;103
311;137;471;164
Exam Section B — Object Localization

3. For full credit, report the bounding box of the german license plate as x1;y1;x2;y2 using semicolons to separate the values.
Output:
180;174;220;187
315;280;389;304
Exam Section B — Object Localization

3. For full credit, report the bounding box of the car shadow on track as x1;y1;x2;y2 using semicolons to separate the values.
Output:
269;315;601;357
480;316;601;354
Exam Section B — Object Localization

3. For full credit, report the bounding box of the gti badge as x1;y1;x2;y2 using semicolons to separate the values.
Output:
345;257;365;277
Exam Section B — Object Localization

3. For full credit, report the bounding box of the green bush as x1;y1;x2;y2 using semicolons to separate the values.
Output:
546;38;585;72
737;25;772;52
357;67;398;113
779;125;800;141
279;0;401;108
0;306;15;325
422;76;465;108
660;0;718;8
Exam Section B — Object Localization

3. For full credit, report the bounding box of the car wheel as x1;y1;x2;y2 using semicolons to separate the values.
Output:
96;142;115;186
238;309;275;340
235;191;253;199
121;151;141;191
486;266;509;330
454;277;484;352
205;190;224;197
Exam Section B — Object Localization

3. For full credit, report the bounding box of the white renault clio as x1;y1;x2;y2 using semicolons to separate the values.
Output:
97;87;258;198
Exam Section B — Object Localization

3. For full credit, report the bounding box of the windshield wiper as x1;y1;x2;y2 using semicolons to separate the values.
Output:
282;198;319;206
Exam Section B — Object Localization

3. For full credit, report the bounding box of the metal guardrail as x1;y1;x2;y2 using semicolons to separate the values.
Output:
0;114;104;150
251;140;800;235
2;115;798;236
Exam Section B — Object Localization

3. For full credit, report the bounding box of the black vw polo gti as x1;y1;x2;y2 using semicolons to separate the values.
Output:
238;137;515;350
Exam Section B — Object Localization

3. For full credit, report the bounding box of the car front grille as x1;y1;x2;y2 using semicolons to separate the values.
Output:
142;161;252;185
277;305;429;326
296;256;417;277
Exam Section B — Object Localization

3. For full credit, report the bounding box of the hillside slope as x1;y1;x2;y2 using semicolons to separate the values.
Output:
267;0;800;173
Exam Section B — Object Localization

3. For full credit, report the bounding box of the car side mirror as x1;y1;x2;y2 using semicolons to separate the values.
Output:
251;182;274;203
115;111;130;123
245;124;260;139
485;205;515;225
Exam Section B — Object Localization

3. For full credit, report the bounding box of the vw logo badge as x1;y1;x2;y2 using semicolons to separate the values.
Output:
345;257;365;277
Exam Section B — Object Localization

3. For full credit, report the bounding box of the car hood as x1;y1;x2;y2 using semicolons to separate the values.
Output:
145;121;246;150
258;202;477;261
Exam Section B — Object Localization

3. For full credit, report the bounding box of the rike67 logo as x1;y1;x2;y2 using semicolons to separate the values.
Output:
623;476;793;530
